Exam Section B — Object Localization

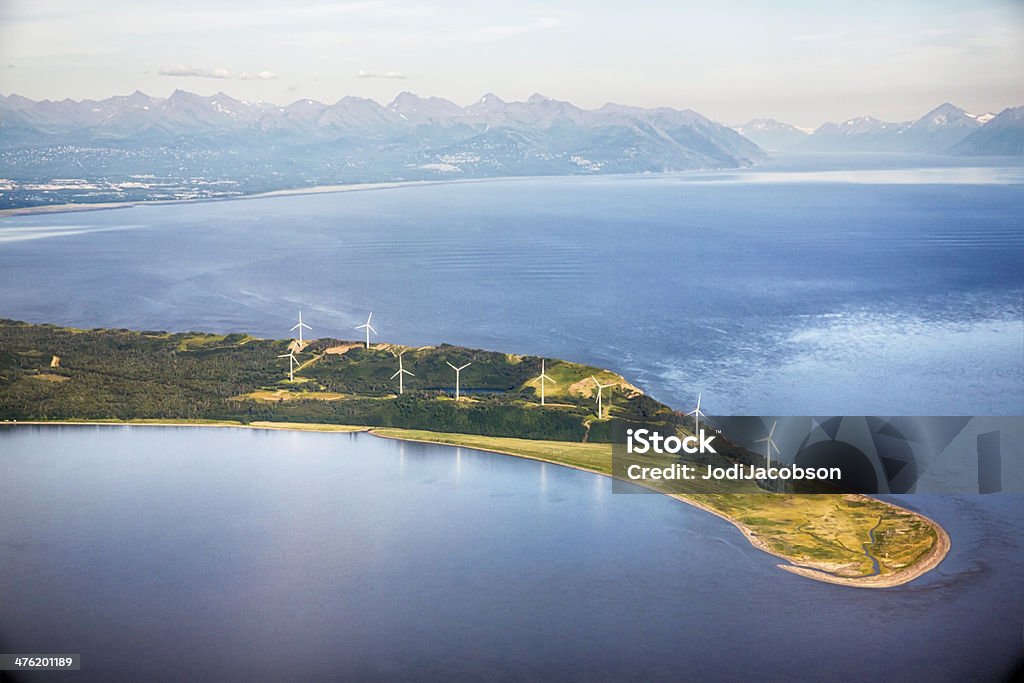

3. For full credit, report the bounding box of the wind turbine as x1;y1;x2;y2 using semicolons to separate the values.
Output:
356;312;377;349
391;351;414;395
686;393;706;434
291;311;312;345
536;359;555;406
446;361;472;400
591;376;612;419
278;349;300;382
756;420;781;470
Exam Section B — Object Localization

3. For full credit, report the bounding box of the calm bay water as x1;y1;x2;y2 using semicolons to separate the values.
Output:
0;160;1021;414
1;426;1023;682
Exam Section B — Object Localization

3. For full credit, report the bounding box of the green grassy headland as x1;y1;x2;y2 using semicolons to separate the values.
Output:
0;319;947;586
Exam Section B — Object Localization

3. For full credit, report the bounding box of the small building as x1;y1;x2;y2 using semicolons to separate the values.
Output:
50;355;61;368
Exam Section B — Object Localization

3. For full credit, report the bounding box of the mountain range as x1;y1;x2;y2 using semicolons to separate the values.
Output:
0;91;1020;209
0;90;763;174
734;103;1021;155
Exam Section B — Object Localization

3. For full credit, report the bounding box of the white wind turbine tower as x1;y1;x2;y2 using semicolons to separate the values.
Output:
536;359;555;406
591;376;612;419
391;351;414;395
686;393;706;434
356;312;377;349
756;420;781;469
278;349;300;382
291;311;312;345
446;361;472;400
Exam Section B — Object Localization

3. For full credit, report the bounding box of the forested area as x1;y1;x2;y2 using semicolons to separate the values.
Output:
0;320;680;442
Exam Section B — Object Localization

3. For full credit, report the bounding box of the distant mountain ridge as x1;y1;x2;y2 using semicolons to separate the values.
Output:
786;103;1017;155
731;103;1020;156
948;106;1024;156
0;89;763;169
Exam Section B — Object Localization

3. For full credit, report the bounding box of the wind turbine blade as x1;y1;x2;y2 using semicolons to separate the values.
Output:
391;370;401;379
768;420;777;438
277;353;289;358
446;361;457;371
291;323;300;331
367;325;377;334
405;370;415;376
366;312;373;324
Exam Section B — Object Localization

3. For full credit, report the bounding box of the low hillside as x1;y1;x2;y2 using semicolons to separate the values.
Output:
0;320;679;442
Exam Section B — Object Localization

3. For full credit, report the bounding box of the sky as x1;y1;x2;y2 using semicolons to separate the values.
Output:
0;0;1022;128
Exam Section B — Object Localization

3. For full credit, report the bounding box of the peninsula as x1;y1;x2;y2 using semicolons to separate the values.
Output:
0;319;948;587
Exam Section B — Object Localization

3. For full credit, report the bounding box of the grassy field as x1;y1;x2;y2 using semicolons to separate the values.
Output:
371;427;615;472
700;494;942;581
232;389;349;402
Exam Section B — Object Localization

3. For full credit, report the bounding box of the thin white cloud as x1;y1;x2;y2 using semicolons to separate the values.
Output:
463;17;559;42
158;65;277;80
357;70;407;79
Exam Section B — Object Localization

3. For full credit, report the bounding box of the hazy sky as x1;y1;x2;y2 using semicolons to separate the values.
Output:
1;0;1022;127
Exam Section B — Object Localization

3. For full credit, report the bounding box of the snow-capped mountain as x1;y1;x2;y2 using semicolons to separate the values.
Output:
948;106;1024;156
731;119;811;151
793;103;999;154
0;90;767;183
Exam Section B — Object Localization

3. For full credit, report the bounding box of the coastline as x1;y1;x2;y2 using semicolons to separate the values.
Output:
0;176;523;219
3;419;951;588
774;515;951;588
4;419;369;433
671;493;950;589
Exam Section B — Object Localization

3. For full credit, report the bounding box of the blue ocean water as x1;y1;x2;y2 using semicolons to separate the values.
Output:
0;160;1021;414
1;426;1022;682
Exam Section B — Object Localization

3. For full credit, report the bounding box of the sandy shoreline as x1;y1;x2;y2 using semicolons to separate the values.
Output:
4;419;950;587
